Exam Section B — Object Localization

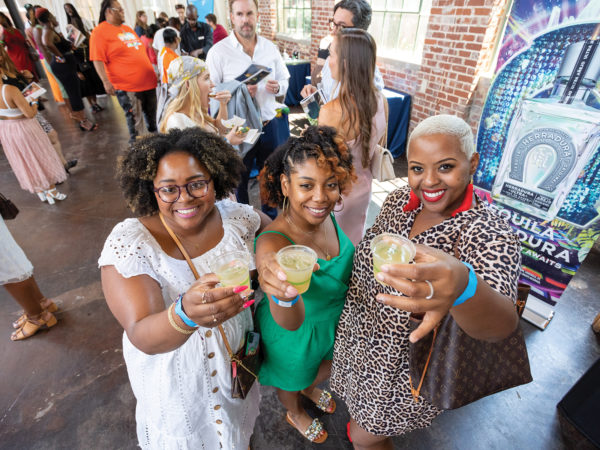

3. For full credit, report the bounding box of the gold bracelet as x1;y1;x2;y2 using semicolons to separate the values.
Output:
167;303;196;335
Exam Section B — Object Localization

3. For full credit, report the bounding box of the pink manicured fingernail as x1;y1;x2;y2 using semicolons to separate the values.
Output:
234;285;248;293
243;299;255;308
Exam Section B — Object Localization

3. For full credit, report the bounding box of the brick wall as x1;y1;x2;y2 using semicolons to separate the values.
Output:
259;0;509;134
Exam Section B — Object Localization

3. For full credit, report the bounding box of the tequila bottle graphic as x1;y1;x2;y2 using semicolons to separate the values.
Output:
491;37;600;222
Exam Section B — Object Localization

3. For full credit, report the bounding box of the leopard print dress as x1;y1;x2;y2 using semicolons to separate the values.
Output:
330;186;521;436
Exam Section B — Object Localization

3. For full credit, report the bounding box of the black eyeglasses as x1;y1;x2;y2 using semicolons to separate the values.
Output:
153;179;212;203
329;19;348;31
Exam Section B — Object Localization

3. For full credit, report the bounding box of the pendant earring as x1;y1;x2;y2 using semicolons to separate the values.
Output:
334;195;344;212
282;195;289;213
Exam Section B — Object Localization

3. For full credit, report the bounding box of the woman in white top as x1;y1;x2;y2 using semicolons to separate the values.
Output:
99;128;270;449
159;56;246;146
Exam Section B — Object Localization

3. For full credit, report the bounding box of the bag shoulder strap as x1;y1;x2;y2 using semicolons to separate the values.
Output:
158;213;234;357
378;94;388;147
159;213;201;279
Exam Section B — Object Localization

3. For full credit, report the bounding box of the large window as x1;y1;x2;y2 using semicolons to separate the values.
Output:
278;0;311;40
368;0;432;63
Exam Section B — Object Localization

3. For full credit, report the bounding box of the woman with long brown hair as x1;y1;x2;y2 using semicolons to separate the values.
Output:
64;2;105;114
0;44;77;173
318;28;386;246
36;8;97;131
134;10;149;37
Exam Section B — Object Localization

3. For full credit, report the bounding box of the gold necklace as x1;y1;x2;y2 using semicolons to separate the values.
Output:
285;213;331;260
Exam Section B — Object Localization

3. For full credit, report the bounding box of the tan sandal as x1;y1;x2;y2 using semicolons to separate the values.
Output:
301;388;336;414
286;412;328;444
13;298;57;329
11;311;57;341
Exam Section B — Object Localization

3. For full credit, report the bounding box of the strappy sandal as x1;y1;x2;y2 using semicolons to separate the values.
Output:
11;310;57;341
286;412;328;444
13;298;58;329
301;388;336;414
79;118;98;131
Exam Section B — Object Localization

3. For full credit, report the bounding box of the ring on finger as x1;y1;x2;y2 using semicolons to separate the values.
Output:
212;314;217;323
425;280;434;300
201;290;208;304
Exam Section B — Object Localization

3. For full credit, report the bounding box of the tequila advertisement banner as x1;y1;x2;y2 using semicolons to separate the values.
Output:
474;0;600;308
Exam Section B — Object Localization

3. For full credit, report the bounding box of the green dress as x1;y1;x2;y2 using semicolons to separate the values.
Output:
254;214;355;391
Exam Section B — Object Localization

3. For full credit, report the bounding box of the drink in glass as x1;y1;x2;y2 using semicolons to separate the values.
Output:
276;245;318;294
211;251;251;290
370;234;416;286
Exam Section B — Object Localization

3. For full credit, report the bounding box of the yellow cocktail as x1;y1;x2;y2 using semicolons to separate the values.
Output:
370;234;416;286
276;245;318;294
212;251;251;290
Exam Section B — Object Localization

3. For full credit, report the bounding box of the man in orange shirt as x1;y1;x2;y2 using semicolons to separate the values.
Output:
91;0;158;142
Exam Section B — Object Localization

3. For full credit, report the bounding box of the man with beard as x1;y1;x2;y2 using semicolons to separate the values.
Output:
206;0;290;219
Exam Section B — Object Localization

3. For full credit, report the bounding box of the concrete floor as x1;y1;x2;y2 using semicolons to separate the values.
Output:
0;96;599;449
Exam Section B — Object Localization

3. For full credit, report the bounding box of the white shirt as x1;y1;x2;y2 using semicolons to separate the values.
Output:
98;200;261;449
320;57;384;102
206;33;290;121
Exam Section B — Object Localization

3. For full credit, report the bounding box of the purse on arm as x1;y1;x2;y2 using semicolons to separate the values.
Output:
408;224;532;410
0;192;19;220
159;213;261;399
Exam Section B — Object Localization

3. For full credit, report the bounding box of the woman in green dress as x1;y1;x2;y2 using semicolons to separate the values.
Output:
255;126;356;444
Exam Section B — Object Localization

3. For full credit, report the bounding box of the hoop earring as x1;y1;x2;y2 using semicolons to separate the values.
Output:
334;195;344;212
282;195;289;213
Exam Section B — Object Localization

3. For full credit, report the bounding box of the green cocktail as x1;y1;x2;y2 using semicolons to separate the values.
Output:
211;251;251;290
370;234;416;286
276;245;318;294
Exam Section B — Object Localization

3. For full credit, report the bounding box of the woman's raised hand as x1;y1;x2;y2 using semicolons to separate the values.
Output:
257;252;320;300
214;90;231;105
181;273;252;328
374;244;470;343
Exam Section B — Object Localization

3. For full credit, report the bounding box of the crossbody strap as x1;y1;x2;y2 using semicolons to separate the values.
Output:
158;213;234;357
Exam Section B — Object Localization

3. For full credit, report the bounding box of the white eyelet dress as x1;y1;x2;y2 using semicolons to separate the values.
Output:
98;199;261;449
0;215;33;285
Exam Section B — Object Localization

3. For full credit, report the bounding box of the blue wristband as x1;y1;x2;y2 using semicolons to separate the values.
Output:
271;294;299;308
453;262;477;307
174;293;199;328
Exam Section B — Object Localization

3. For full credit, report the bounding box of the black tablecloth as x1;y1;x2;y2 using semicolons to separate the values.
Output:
285;60;311;106
383;88;412;158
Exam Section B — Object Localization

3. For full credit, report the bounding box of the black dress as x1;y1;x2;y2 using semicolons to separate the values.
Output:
49;33;84;111
74;43;105;98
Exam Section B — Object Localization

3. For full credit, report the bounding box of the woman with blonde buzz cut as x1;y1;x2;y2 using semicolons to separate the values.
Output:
331;114;523;449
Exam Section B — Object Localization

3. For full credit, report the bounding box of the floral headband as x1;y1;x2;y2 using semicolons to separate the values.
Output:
167;56;207;96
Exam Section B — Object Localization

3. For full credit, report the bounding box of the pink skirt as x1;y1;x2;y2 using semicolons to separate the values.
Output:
0;118;66;193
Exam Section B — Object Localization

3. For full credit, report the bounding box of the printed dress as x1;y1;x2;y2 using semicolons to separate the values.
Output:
331;186;521;435
98;199;261;449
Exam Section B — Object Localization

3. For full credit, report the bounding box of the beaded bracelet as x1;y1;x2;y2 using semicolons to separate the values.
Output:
271;294;300;308
174;293;199;328
167;303;196;335
452;262;478;307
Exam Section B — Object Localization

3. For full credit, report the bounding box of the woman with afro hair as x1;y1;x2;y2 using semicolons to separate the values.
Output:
99;127;270;449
